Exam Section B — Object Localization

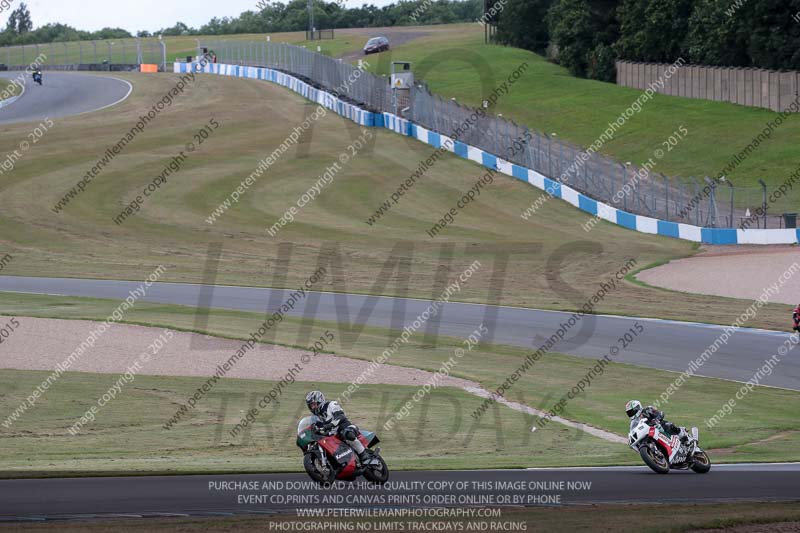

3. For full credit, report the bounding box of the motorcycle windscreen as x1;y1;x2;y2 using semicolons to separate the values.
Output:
296;415;321;448
298;415;320;434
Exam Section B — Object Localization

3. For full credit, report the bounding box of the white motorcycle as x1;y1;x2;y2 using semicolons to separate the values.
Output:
629;417;711;474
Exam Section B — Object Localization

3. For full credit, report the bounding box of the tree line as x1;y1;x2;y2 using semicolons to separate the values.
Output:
497;0;800;82
0;0;482;46
0;3;130;46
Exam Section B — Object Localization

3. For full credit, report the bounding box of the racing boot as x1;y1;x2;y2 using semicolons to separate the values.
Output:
358;449;380;466
348;435;379;466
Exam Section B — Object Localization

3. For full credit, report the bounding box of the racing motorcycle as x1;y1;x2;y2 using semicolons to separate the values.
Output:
629;416;711;474
32;71;42;85
296;415;389;485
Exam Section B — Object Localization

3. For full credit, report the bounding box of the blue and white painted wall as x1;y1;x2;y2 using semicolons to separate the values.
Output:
175;61;800;245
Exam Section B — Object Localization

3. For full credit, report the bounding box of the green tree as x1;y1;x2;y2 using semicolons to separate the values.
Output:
747;0;800;70
496;0;553;54
547;0;619;78
16;2;32;33
615;0;692;62
5;9;17;34
547;0;593;76
587;42;616;81
5;2;33;34
686;0;749;66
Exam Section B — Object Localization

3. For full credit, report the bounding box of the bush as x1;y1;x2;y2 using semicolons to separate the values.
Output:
587;43;616;82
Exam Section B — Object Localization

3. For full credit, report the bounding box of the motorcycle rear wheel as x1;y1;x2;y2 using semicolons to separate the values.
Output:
690;451;711;473
640;444;670;474
303;453;336;485
362;455;389;484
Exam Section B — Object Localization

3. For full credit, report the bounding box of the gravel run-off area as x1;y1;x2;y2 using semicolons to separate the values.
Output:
0;317;475;389
637;245;800;306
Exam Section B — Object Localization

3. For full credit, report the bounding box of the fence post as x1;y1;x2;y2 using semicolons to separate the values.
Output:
704;177;717;227
583;149;589;192
725;180;735;228
622;163;629;211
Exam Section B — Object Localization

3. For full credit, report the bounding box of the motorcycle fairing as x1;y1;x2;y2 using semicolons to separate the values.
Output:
318;436;357;478
648;426;683;462
360;430;379;448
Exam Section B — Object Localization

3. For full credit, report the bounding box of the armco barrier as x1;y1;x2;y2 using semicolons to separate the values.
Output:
175;61;800;246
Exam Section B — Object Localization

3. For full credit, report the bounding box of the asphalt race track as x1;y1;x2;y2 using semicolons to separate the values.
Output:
0;72;131;125
0;275;797;390
0;464;798;521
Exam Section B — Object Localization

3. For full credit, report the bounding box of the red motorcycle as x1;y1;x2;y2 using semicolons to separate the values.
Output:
296;415;389;485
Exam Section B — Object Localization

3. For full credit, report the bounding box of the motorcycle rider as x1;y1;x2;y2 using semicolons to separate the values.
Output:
32;67;42;84
625;400;689;444
793;304;800;332
305;390;378;465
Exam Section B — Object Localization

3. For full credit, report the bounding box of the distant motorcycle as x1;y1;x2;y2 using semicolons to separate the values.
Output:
629;417;711;474
32;71;42;86
296;415;389;485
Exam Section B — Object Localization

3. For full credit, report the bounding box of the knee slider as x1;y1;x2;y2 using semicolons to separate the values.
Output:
343;426;358;441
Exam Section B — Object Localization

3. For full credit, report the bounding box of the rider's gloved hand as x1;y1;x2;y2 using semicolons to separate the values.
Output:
314;421;333;434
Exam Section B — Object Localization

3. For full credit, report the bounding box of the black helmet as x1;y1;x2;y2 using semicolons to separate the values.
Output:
305;390;325;415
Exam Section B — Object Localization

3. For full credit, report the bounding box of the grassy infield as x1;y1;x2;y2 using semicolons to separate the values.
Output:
0;24;798;526
1;80;21;100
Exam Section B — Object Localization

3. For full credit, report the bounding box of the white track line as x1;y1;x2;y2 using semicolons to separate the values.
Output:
462;386;627;444
73;76;133;117
0;78;25;110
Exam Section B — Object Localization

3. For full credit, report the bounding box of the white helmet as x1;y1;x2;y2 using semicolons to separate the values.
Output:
306;390;325;415
625;400;642;418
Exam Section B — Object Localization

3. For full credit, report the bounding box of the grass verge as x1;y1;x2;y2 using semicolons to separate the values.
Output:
0;368;626;477
1;80;21;100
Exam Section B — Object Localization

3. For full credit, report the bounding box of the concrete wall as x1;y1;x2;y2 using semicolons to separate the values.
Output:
616;61;800;113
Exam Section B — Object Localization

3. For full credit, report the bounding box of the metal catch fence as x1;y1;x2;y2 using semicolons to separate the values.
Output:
201;40;794;229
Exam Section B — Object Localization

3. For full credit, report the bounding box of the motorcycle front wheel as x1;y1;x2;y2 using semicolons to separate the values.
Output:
303;453;336;485
362;455;389;484
690;451;711;473
640;444;670;474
